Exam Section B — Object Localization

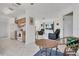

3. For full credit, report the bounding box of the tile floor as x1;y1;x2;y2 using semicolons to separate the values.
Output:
0;38;66;56
0;38;39;56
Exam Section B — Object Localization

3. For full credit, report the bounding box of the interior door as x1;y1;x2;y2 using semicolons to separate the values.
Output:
63;14;73;37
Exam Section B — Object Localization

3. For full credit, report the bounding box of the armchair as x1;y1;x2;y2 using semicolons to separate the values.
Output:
37;29;44;35
48;29;60;40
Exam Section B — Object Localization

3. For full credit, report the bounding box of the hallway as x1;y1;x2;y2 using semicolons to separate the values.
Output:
0;38;39;56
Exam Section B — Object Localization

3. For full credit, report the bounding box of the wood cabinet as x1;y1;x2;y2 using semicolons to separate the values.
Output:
15;18;26;43
15;18;26;27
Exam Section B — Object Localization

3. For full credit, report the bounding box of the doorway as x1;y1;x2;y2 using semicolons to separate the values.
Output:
63;12;73;37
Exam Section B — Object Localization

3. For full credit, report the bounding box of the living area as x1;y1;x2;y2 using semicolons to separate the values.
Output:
0;3;79;56
34;13;79;56
30;3;79;56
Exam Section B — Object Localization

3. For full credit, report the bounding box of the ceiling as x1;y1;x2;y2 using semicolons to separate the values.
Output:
0;3;79;19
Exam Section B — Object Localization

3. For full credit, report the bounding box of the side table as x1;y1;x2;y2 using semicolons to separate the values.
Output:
64;46;76;56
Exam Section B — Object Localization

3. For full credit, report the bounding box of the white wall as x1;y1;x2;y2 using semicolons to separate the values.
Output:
53;17;63;38
34;19;54;39
35;19;54;31
12;5;79;44
26;18;54;44
8;14;35;44
54;6;79;37
0;16;9;38
9;17;16;39
14;15;35;44
26;17;35;44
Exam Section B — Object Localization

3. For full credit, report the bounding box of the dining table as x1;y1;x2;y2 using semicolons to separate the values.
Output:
35;39;59;56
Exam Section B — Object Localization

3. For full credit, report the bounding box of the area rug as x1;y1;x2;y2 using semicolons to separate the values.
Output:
34;48;64;56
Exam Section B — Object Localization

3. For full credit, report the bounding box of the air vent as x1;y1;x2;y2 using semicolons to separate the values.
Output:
8;7;14;11
11;3;22;8
16;3;21;5
2;7;15;15
30;3;34;5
